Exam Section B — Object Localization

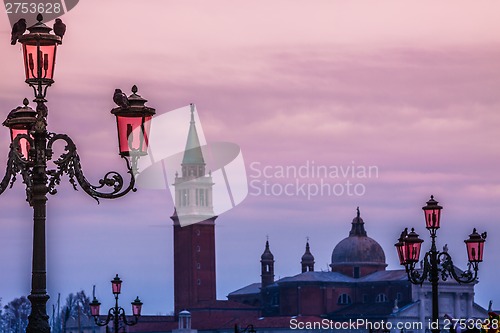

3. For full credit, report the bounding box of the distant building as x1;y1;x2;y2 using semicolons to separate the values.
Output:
69;108;487;333
227;209;487;332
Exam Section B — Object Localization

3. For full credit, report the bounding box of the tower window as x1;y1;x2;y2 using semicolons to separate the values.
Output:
181;189;189;206
337;294;351;305
196;229;200;236
376;293;388;303
205;189;209;206
197;279;201;285
196;245;201;252
196;189;205;206
196;263;201;269
353;266;360;278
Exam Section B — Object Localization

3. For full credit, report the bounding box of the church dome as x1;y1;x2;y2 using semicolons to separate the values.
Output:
330;208;386;276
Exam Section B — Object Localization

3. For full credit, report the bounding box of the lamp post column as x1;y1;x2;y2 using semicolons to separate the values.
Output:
27;101;50;333
429;232;439;333
114;294;120;333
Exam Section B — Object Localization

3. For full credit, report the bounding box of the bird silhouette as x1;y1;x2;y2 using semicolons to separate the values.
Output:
11;18;27;45
113;89;129;108
53;18;66;40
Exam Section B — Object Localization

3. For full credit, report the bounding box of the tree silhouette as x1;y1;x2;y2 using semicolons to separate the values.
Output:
0;296;31;333
61;290;91;333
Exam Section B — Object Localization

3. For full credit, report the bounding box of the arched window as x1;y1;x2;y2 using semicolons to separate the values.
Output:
337;293;351;305
376;293;388;303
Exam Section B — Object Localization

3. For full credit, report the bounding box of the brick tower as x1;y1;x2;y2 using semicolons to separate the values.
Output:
172;104;217;313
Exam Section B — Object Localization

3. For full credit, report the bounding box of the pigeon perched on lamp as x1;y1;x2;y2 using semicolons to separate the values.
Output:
53;18;66;40
113;89;130;108
10;18;27;45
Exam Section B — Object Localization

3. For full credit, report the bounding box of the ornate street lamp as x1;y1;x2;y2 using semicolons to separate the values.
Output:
234;324;256;333
90;275;143;333
3;15;155;333
395;196;487;333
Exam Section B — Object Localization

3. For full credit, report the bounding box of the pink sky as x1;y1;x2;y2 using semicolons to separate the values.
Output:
0;1;499;315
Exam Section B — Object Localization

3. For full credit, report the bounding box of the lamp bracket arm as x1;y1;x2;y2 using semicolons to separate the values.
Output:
120;308;139;326
0;135;35;201
46;133;137;203
93;308;114;327
438;252;477;284
407;252;431;285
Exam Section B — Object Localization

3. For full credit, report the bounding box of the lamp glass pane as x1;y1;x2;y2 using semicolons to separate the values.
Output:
395;243;405;265
22;43;57;80
424;209;441;229
112;281;122;294
404;242;421;263
466;241;484;262
11;128;30;159
132;303;142;316
90;303;100;316
116;115;152;155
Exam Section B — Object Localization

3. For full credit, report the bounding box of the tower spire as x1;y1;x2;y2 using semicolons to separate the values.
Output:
182;103;205;167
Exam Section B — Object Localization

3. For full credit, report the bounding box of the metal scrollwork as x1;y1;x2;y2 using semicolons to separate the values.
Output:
405;250;478;286
46;133;138;203
0;131;139;204
0;134;35;203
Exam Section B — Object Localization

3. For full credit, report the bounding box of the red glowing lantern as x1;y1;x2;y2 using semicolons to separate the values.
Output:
131;297;143;316
111;274;123;295
111;86;155;157
402;228;424;264
464;228;486;263
422;195;443;230
18;14;61;85
89;297;101;317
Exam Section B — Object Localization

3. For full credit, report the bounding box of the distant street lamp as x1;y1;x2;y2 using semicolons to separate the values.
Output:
395;196;487;333
89;274;143;333
234;324;256;333
4;15;154;333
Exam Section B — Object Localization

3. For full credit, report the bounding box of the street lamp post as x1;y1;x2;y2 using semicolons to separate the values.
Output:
89;274;143;333
395;195;487;333
4;15;155;333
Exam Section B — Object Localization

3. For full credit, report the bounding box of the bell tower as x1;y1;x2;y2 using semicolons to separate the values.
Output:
172;104;217;313
261;240;275;289
301;240;315;273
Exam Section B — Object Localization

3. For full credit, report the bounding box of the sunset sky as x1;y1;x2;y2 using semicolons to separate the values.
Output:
0;1;499;315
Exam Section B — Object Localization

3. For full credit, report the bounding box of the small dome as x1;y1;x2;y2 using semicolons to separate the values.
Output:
301;242;314;263
331;208;386;269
